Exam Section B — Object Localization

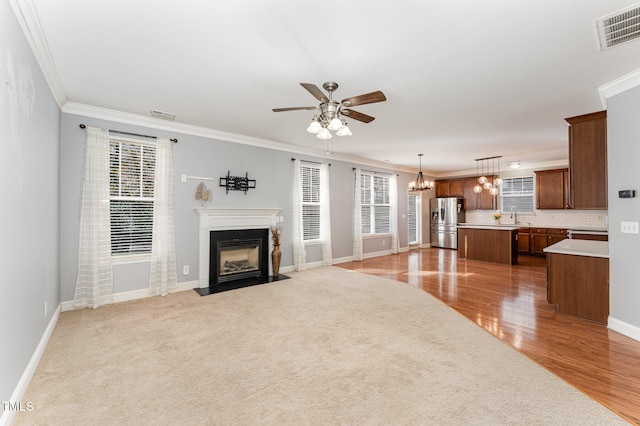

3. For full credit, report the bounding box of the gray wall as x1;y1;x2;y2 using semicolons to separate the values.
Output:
59;113;416;301
1;0;61;404
607;85;640;331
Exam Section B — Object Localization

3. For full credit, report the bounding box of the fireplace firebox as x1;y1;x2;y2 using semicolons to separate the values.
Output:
209;229;269;286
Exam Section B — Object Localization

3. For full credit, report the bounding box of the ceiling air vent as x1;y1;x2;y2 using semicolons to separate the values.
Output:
150;109;176;121
595;3;640;50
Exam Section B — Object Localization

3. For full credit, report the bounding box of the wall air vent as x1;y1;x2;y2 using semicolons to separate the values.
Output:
150;109;176;121
595;3;640;50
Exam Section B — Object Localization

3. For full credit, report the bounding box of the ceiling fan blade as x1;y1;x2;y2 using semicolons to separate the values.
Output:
341;109;375;123
272;106;318;112
341;91;386;107
300;83;329;102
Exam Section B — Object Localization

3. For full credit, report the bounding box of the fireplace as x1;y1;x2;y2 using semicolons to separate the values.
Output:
195;208;286;296
210;228;269;285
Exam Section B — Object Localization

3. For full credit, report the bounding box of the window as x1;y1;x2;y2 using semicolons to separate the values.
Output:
301;165;321;241
500;176;534;213
361;173;390;234
408;193;419;245
109;138;156;255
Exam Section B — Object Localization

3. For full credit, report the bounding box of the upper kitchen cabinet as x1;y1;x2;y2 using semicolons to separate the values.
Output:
535;168;568;209
435;179;464;198
565;111;607;209
462;176;496;210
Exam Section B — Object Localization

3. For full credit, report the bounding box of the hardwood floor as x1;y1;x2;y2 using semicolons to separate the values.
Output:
337;248;640;424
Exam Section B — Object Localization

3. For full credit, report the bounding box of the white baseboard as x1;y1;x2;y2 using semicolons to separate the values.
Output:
332;255;354;264
608;316;640;343
60;280;200;312
363;249;392;259
0;304;60;426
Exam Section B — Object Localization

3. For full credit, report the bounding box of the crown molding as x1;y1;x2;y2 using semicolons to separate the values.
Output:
9;0;67;109
63;102;412;174
598;67;640;108
435;159;569;179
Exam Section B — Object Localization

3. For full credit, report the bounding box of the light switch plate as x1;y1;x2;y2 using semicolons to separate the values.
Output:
620;221;639;234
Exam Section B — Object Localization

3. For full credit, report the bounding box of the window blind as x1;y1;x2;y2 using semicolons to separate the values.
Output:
408;193;418;244
301;165;321;240
109;139;156;255
361;173;391;234
500;176;534;213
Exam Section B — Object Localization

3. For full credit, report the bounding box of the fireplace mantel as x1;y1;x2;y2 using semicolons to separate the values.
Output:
196;208;281;287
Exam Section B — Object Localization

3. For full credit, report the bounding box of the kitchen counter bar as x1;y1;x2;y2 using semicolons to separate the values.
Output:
543;239;609;258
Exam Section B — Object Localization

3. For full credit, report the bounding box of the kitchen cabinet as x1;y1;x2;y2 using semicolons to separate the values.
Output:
545;240;609;324
462;176;496;210
535;168;568;209
548;228;568;246
518;227;530;254
565;111;607;209
463;177;479;210
458;226;519;265
435;179;464;197
530;228;548;255
525;227;568;255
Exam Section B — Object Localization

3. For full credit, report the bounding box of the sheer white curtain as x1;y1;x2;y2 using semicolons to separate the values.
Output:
149;138;177;296
319;163;333;265
352;168;363;261
292;159;306;271
74;126;113;309
390;173;399;254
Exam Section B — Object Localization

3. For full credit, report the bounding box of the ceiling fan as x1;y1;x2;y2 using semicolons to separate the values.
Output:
272;82;386;139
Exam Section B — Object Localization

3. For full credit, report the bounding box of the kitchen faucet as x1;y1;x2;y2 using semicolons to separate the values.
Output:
510;206;518;224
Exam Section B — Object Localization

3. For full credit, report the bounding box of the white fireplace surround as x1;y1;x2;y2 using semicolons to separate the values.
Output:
196;208;281;287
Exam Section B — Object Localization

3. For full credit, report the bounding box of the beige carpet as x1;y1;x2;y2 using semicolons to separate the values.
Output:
16;267;626;425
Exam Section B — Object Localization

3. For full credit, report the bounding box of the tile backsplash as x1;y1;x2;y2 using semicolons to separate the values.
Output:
465;209;608;231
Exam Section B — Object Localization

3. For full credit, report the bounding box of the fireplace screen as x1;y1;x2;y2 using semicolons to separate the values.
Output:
218;239;261;280
209;228;269;285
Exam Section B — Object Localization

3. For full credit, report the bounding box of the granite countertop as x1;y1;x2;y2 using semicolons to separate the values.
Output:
457;223;521;231
543;239;609;258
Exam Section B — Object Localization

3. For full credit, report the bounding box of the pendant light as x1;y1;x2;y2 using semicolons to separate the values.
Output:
408;154;433;191
473;159;483;193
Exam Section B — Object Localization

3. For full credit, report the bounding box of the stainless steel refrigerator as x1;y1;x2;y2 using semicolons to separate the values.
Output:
430;197;465;249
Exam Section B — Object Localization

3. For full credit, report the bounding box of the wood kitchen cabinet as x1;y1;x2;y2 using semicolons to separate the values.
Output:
548;228;568;246
518;227;530;254
461;176;496;210
535;168;568;209
547;252;609;324
565;111;607;209
530;228;548;255
435;179;464;197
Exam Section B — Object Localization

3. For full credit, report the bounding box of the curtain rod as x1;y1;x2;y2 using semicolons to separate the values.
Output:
79;124;178;143
353;167;393;176
290;157;331;166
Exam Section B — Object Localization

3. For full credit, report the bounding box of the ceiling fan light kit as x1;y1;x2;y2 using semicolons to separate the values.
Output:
273;81;386;140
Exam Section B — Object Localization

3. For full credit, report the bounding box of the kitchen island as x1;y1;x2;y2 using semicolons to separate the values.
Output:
457;224;520;265
544;239;609;324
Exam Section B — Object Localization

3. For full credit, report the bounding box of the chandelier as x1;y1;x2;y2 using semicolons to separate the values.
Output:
473;156;502;196
409;154;433;191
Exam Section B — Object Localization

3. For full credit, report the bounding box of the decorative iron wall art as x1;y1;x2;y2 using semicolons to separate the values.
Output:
219;171;256;194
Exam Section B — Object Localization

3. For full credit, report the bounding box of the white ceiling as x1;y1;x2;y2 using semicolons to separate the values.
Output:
23;0;640;175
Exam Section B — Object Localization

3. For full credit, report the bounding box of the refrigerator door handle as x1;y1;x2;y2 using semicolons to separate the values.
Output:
441;207;445;223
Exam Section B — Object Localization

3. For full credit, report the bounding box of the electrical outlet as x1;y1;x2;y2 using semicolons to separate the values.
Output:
620;221;639;234
183;265;190;275
181;174;187;182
